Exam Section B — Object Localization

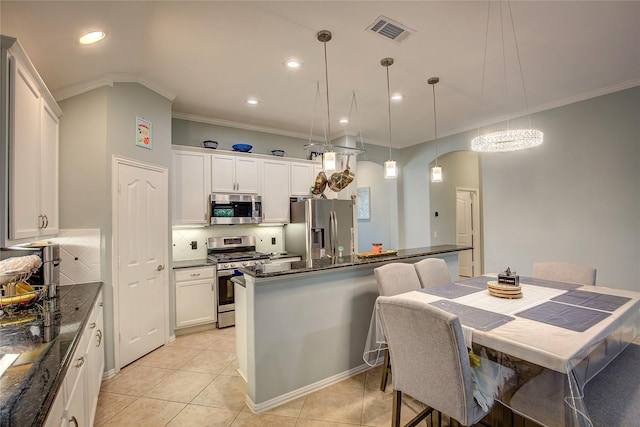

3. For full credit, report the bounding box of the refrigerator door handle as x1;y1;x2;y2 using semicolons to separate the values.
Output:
331;210;338;255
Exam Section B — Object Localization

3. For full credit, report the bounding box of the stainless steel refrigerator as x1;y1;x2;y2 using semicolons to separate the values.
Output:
285;199;354;260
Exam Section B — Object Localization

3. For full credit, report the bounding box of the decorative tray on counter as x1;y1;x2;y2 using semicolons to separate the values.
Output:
356;250;398;259
487;281;523;299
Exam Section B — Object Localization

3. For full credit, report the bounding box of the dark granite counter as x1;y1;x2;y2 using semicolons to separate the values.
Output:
172;258;215;269
241;245;471;278
0;282;103;427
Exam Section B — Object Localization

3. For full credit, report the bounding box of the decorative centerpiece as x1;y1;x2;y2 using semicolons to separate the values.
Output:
488;267;522;299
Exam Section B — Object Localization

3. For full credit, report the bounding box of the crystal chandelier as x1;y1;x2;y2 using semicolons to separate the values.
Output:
428;77;442;182
471;1;543;153
381;58;397;179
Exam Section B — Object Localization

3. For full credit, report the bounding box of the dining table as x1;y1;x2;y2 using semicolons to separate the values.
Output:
363;274;640;427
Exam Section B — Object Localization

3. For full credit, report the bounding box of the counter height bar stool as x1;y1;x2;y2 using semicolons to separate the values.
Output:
532;262;597;286
414;258;452;288
373;263;423;392
378;295;493;427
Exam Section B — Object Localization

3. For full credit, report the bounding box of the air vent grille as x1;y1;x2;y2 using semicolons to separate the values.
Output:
367;16;414;42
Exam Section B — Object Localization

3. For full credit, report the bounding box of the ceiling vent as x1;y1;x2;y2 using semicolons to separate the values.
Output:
367;16;415;43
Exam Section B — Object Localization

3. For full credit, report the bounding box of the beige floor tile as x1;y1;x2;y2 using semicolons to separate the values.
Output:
101;365;175;396
101;397;185;427
360;388;429;427
299;384;364;425
166;404;239;427
208;333;236;353
221;357;241;376
230;411;297;427
133;345;202;369
364;366;392;392
295;420;360;427
261;395;307;418
94;392;138;426
169;330;221;349
180;349;237;374
335;372;366;389
192;374;248;410
144;370;216;403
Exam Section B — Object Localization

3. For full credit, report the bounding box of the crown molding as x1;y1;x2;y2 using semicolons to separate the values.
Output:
53;73;176;102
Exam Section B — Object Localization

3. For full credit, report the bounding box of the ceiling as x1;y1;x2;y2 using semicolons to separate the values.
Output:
2;1;639;149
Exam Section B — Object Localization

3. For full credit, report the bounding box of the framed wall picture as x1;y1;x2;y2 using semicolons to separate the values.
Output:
136;116;152;149
357;187;370;220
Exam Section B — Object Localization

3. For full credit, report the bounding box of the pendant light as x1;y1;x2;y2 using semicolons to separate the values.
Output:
317;30;337;172
381;58;397;179
471;0;543;152
428;77;443;183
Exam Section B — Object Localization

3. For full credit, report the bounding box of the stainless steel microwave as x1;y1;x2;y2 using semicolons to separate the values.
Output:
210;194;262;225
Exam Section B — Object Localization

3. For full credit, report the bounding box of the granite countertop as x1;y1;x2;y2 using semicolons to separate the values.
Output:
172;258;215;269
242;245;472;279
0;282;103;427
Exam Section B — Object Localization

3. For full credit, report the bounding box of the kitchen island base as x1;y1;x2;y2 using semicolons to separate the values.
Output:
235;248;464;412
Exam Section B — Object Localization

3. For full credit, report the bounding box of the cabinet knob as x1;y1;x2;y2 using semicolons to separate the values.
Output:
70;416;79;427
157;264;165;271
96;329;103;347
89;322;96;329
76;356;85;368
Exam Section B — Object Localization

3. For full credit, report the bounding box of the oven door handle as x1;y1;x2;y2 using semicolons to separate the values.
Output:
217;270;234;277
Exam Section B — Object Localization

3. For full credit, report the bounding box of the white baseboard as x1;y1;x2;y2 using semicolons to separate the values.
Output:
245;363;373;414
102;368;118;381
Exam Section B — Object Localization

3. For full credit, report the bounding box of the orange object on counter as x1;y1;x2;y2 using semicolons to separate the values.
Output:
372;243;383;254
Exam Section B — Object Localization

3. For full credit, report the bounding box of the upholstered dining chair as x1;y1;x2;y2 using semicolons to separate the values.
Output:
378;294;494;427
373;263;423;392
414;258;452;288
510;343;640;427
532;261;597;286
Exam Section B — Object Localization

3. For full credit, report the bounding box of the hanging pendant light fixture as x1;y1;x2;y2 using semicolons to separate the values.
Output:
471;0;543;153
381;58;397;179
428;77;443;183
317;30;337;172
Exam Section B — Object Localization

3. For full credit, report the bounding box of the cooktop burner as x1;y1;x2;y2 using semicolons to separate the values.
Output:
208;251;269;262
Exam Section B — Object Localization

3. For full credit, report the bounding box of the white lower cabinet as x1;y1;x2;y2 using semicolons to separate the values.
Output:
175;266;216;329
46;294;104;427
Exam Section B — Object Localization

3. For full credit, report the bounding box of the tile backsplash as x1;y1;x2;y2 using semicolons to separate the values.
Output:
52;229;101;285
172;225;285;261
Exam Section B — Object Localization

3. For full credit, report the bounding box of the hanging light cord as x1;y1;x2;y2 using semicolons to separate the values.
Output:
385;64;393;160
507;0;533;129
348;91;368;159
308;80;328;146
431;81;438;167
322;39;332;143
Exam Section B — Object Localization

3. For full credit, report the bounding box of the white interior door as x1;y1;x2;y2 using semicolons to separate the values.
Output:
116;160;168;368
456;190;474;278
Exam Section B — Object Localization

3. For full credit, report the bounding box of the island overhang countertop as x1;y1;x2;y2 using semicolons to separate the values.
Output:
240;244;472;279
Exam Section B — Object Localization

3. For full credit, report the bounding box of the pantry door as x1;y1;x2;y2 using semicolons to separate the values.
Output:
114;157;168;368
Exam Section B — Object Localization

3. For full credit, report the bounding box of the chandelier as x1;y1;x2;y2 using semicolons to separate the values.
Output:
471;1;543;153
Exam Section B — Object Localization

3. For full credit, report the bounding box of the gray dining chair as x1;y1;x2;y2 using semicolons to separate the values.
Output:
510;343;640;427
532;261;596;286
414;258;452;288
373;263;423;392
378;294;493;427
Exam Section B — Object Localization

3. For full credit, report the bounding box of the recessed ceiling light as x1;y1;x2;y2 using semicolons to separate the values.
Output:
79;31;106;45
339;117;349;124
246;98;259;105
285;59;302;69
391;93;404;101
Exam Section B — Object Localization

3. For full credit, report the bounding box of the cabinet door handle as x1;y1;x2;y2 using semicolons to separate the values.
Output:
190;273;201;277
44;215;49;229
70;416;79;427
76;356;85;368
38;215;44;229
96;329;103;347
157;264;165;271
89;322;96;329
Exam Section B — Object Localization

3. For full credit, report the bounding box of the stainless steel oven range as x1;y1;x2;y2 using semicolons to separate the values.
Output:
207;236;269;328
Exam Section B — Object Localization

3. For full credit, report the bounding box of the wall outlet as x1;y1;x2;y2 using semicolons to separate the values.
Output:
271;237;276;245
190;241;197;250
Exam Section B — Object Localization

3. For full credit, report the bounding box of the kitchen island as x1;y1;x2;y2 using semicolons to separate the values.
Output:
235;245;470;413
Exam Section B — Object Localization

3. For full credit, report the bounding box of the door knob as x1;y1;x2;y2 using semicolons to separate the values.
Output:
157;265;165;271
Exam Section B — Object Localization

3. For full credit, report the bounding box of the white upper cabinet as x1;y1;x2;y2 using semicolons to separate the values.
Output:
211;153;258;194
4;37;62;242
290;162;314;196
260;159;290;223
172;149;211;225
